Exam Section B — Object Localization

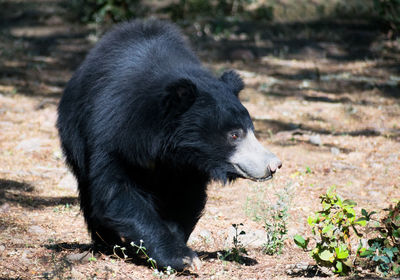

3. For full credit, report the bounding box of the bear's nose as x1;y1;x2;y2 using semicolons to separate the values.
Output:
268;158;282;174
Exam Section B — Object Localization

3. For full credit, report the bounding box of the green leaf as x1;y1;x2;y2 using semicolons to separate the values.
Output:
346;208;355;217
293;234;308;249
381;256;390;264
355;217;367;226
393;263;400;274
335;245;349;259
343;199;357;206
322;224;334;234
319;250;334;262
383;247;395;259
307;215;315;226
343;258;353;268
359;249;374;257
336;261;343;273
361;209;368;217
373;255;383;262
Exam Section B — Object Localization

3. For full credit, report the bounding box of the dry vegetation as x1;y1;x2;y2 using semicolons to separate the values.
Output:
0;0;399;279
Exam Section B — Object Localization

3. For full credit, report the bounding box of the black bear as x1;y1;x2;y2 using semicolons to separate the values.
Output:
57;19;281;270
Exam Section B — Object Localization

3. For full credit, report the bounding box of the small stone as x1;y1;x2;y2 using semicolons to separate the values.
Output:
309;135;322;146
29;225;45;235
0;203;10;213
71;267;85;279
0;245;5;252
330;147;340;155
16;138;43;152
188;229;214;245
66;251;91;263
332;161;356;171
21;249;32;265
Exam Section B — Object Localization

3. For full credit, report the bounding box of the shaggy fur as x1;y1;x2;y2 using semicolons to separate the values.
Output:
57;19;255;269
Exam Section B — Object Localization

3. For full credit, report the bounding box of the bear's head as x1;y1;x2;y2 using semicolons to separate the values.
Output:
161;70;282;183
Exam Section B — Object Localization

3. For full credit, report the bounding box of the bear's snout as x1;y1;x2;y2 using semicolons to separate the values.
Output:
268;157;282;174
229;130;282;181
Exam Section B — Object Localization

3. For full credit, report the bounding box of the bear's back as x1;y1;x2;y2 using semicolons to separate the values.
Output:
83;20;200;82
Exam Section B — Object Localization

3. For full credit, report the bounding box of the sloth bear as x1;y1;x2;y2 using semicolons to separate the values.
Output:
57;19;281;270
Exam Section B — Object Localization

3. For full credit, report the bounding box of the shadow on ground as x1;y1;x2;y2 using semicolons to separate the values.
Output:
0;179;78;209
198;250;258;266
1;0;399;102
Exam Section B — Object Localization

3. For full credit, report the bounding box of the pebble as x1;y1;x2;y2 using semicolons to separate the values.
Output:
0;203;10;213
309;134;322;146
29;225;46;235
66;251;92;263
330;147;340;155
16;138;43;152
188;229;214;245
71;268;85;279
332;161;356;171
21;249;32;265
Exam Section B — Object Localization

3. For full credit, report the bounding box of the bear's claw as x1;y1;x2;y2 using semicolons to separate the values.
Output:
182;252;202;271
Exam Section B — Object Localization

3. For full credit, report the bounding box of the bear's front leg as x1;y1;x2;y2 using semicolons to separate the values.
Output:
87;165;199;270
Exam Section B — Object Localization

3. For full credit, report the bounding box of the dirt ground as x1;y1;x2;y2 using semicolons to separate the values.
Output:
1;0;399;279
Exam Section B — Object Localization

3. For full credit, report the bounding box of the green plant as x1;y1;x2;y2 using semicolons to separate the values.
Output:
358;202;400;276
219;223;248;264
113;240;176;278
88;254;97;262
294;187;366;275
263;191;289;255
245;185;291;255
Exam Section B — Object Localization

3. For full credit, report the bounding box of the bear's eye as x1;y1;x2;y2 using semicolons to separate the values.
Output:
229;129;243;141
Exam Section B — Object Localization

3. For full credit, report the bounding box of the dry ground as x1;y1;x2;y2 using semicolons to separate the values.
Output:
0;0;399;279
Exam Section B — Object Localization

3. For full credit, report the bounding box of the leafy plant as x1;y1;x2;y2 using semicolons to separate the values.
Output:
294;187;366;275
113;240;176;278
219;223;248;264
263;191;289;255
245;185;291;255
358;201;400;276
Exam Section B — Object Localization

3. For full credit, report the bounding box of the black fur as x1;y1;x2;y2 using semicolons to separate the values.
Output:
57;19;253;270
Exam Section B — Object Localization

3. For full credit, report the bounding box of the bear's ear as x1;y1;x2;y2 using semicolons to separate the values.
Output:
164;78;198;115
220;70;244;97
